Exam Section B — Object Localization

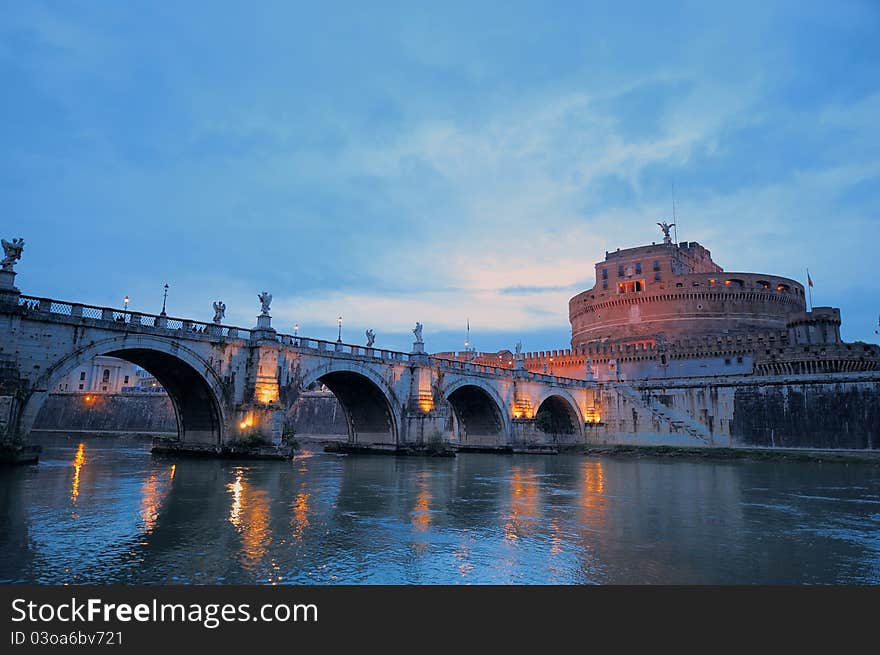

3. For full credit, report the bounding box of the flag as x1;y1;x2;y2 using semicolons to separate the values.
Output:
807;273;813;287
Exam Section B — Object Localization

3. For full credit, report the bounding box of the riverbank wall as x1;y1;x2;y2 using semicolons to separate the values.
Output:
32;391;348;438
593;372;879;449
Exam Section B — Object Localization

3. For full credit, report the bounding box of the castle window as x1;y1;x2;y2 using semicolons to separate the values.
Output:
602;280;608;290
653;260;660;271
709;278;716;286
635;262;642;274
776;283;790;293
601;268;608;280
693;282;700;287
676;282;683;287
617;265;624;277
617;280;644;294
79;371;86;381
79;384;84;390
737;356;743;364
654;273;661;281
724;358;732;365
124;375;129;384
756;280;770;289
102;369;110;383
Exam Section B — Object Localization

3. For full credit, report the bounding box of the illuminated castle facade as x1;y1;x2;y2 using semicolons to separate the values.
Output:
569;241;805;348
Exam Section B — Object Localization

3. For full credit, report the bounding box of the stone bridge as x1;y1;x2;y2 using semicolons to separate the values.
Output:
0;269;603;457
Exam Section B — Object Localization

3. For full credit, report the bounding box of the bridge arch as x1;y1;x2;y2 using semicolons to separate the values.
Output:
533;390;584;442
442;378;511;446
298;362;401;446
19;335;228;445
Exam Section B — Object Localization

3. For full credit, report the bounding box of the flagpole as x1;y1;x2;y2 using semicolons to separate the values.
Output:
807;268;813;311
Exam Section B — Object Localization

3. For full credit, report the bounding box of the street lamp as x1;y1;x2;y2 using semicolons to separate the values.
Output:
160;283;169;316
337;315;343;342
123;296;129;311
293;323;299;336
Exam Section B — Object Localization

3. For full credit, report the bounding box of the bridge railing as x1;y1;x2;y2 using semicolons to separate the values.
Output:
17;295;253;340
431;356;585;387
275;334;412;363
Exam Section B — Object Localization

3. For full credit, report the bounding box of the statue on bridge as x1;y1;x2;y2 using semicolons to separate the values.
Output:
365;329;376;347
657;221;675;244
258;291;272;316
412;322;423;344
212;301;226;324
1;237;24;272
515;340;523;357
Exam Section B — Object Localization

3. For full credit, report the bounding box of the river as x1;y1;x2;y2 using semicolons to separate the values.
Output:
1;434;879;584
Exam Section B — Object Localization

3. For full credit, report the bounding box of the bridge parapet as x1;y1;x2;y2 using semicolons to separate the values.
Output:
17;295;252;341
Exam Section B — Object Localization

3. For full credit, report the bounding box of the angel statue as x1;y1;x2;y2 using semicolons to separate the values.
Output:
365;329;376;347
657;221;675;244
212;301;226;324
515;340;523;357
412;321;423;344
258;291;272;316
1;237;25;272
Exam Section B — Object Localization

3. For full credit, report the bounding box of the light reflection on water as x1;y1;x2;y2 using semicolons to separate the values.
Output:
1;434;880;584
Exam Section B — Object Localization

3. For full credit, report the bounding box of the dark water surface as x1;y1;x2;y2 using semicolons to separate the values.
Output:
2;435;879;584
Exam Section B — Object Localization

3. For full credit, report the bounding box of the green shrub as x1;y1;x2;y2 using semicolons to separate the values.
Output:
426;430;446;454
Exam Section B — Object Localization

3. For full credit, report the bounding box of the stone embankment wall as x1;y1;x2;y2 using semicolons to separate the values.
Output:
730;381;880;449
594;374;880;450
32;391;349;437
33;393;176;434
285;392;348;436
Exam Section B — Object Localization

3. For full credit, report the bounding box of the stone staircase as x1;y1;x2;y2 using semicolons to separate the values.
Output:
614;383;713;445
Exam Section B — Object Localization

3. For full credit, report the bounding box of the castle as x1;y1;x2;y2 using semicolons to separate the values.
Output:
440;228;880;381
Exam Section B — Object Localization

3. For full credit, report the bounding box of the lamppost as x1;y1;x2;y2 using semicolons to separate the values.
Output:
337;316;343;343
293;323;299;336
123;295;129;311
160;283;169;316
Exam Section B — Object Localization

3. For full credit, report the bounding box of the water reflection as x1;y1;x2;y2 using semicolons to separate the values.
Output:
579;461;607;529
4;435;880;584
291;490;311;542
226;468;271;570
412;471;432;533
70;442;86;504
139;464;175;535
504;466;540;541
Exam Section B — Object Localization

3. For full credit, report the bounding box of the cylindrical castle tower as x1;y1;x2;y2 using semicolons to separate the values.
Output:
569;240;806;349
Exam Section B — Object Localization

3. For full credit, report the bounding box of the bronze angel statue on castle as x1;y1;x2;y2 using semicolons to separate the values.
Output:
657;221;675;244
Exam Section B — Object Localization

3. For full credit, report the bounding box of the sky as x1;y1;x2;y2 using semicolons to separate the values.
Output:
2;1;879;352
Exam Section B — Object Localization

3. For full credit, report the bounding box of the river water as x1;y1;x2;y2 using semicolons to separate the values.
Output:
2;434;879;584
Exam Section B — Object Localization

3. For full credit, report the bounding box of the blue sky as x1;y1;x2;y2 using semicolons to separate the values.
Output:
2;1;879;352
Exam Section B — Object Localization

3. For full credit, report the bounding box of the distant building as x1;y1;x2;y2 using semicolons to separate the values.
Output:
54;356;141;394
